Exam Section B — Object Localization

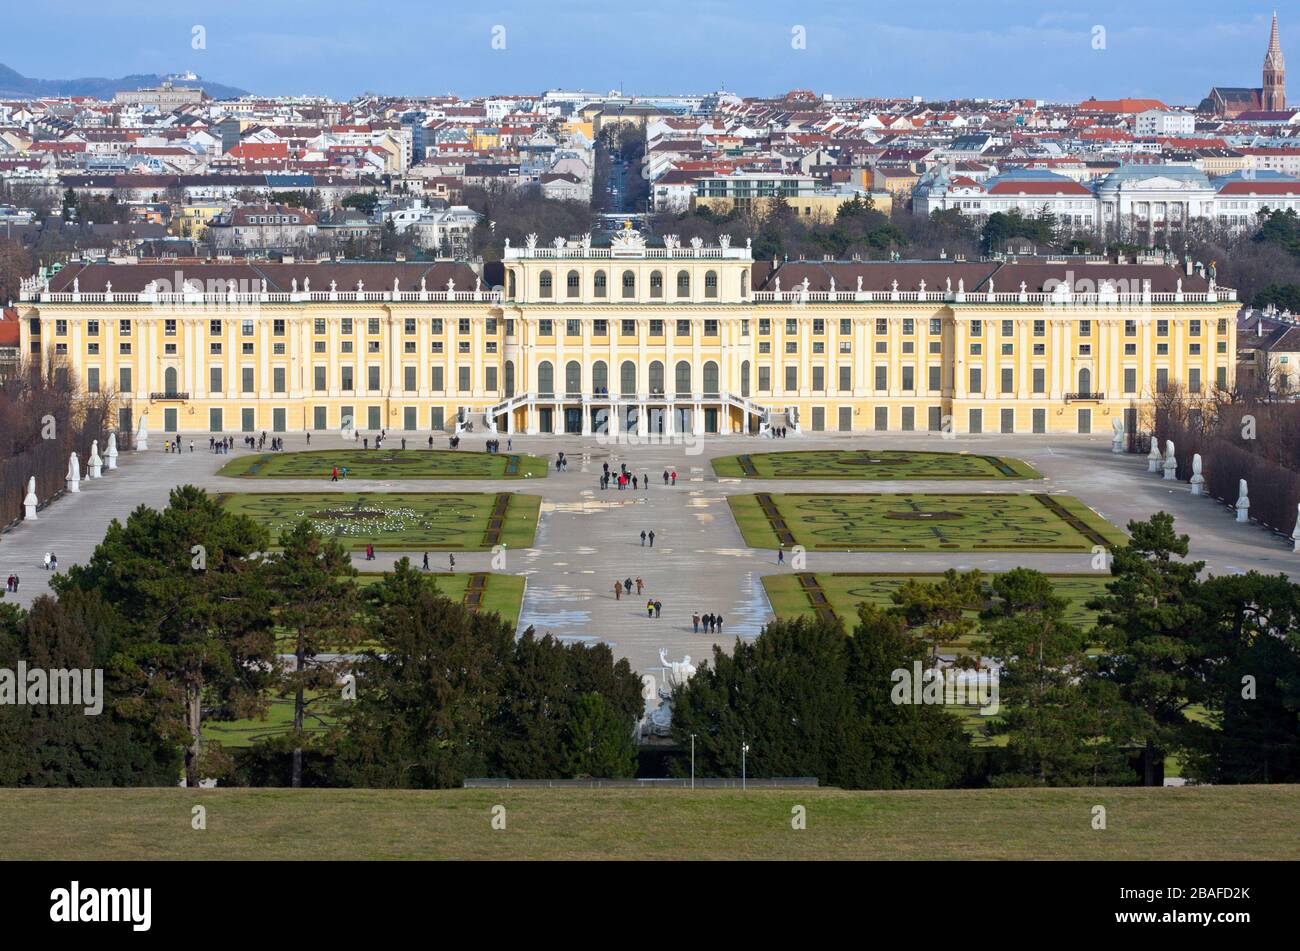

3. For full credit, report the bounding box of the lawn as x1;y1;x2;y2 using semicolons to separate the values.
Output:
728;492;1125;552
713;449;1040;480
219;448;548;480
356;571;525;627
215;491;540;551
762;572;1112;648
0;785;1295;860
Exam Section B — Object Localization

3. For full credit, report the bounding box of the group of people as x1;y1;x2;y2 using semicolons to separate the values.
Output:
484;439;508;453
692;612;725;634
329;465;350;482
768;426;791;438
209;436;236;454
612;576;646;600
41;552;59;571
555;451;570;471
421;552;456;571
639;530;657;547
163;439;193;453
363;544;377;561
4;573;20;592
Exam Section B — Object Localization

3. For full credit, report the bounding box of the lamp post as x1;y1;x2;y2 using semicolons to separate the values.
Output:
741;742;749;791
690;733;696;790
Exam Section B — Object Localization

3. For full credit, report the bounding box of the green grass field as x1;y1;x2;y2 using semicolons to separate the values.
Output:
215;491;540;551
728;492;1125;552
762;572;1112;650
712;449;1040;480
1;785;1295;860
219;449;549;480
356;571;525;627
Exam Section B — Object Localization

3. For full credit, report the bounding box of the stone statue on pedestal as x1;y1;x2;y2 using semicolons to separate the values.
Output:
23;477;37;520
1236;479;1250;523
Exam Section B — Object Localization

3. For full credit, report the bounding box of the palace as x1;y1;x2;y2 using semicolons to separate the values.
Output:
15;227;1238;438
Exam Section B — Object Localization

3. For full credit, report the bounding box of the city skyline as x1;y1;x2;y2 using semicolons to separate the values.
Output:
4;1;1293;103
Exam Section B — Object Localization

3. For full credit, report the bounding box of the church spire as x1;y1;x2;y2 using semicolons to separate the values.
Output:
1264;12;1286;111
1266;11;1285;69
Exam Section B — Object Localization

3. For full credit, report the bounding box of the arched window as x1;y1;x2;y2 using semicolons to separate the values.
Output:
537;360;554;396
676;270;690;297
592;360;608;396
539;270;553;299
675;360;692;396
566;270;580;298
649;360;665;396
1078;367;1092;396
565;360;581;396
741;360;751;398
650;270;664;298
594;270;607;298
741;270;749;298
504;360;515;397
620;360;637;396
165;366;178;394
621;269;636;299
507;271;517;299
703;360;719;396
704;270;718;298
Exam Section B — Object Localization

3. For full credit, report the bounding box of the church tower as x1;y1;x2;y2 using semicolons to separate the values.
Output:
1264;11;1286;111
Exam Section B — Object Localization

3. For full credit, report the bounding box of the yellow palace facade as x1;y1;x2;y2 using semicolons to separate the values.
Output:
16;228;1238;439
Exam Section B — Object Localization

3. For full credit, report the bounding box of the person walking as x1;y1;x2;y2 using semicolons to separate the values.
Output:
670;470;677;486
692;612;700;633
331;466;339;482
640;530;647;546
624;578;633;595
422;552;429;571
715;614;724;634
646;599;654;619
449;553;456;571
777;547;785;566
635;577;644;595
654;600;662;618
614;580;621;600
648;530;656;547
663;469;670;485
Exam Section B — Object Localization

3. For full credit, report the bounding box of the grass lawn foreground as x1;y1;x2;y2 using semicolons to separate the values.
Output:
713;449;1041;480
219;448;549;480
215;491;540;551
728;492;1125;552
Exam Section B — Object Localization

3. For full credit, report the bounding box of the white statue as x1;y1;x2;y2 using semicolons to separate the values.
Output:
23;476;37;521
1147;440;1162;473
945;276;952;294
1163;440;1177;481
856;275;863;293
659;649;698;691
1190;453;1204;495
1111;418;1124;454
1293;503;1300;552
773;276;781;293
719;233;731;250
525;232;538;251
88;439;102;479
136;416;149;451
1236;479;1250;523
106;432;118;470
66;452;81;494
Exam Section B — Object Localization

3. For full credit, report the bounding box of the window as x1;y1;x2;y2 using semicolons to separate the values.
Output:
1033;319;1045;337
1079;319;1091;337
1124;368;1137;393
875;366;888;391
675;361;692;395
929;318;942;335
594;271;607;297
86;368;99;393
969;367;982;393
928;366;942;391
620;361;636;395
901;366;915;391
486;366;498;391
313;366;326;392
621;270;635;299
970;320;983;336
367;366;381;392
1001;367;1014;393
676;271;690;297
566;319;581;338
650;319;664;337
1156;368;1169;393
1001;320;1014;337
758;366;771;392
367;318;380;335
430;318;442;334
119;368;132;392
1157;319;1169;337
539;270;553;298
538;319;553;337
211;367;224;393
431;366;444;391
119;319;131;336
593;319;608;337
566;270;580;298
459;366;471;392
621;319;636;337
785;366;798;391
404;366;417;392
1189;368;1202;393
812;366;825;391
242;367;255;393
314;318;326;335
786;318;798;335
839;366;852;391
875;318;888;335
538;361;554;396
841;319;853;335
704;319;718;336
164;319;176;336
1032;367;1045;393
704;271;718;298
676;320;691;338
650;271;663;298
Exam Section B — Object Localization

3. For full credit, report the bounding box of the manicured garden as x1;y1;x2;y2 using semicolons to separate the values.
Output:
712;449;1040;480
219;448;549;480
214;491;540;550
727;492;1125;552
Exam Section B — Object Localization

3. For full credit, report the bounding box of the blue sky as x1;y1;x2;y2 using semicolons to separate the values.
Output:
5;1;1295;103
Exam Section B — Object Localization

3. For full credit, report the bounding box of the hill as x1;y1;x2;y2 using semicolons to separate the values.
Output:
0;64;248;100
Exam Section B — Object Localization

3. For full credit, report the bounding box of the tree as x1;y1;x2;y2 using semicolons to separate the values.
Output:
980;569;1138;786
890;569;984;660
1088;512;1207;785
562;692;638;778
53;485;277;786
263;520;360;787
332;560;514;788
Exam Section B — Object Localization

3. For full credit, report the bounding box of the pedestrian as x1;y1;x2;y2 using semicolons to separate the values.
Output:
402;437;407;450
648;530;656;547
654;600;662;618
624;578;633;595
632;475;638;490
635;577;643;595
306;432;311;445
614;580;622;600
692;612;700;633
663;469;669;485
507;437;512;451
364;437;369;449
640;530;647;546
716;614;724;634
778;548;785;565
331;466;339;482
43;552;50;571
449;553;456;571
671;470;677;485
422;552;429;571
647;600;654;619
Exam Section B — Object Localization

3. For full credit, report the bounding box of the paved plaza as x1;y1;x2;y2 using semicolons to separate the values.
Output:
3;429;1295;675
